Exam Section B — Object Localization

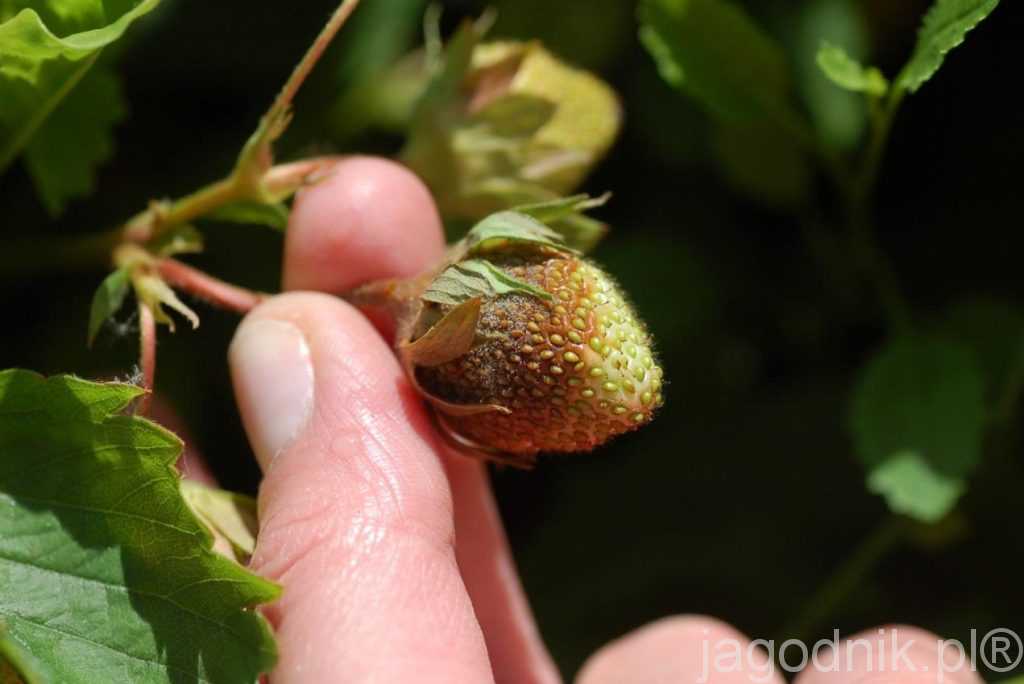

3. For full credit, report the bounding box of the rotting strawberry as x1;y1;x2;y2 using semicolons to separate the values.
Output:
350;195;663;468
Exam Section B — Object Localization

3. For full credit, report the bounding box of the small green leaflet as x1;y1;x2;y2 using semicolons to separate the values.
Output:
638;0;809;136
459;180;609;253
465;210;573;255
180;481;260;565
86;267;130;347
867;451;965;523
817;42;888;97
513;193;609;225
423;258;551;306
0;370;280;683
793;0;872;151
896;0;1001;93
849;336;986;523
207;200;289;231
0;1;161;214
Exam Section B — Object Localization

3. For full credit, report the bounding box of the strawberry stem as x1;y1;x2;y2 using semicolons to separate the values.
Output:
158;258;267;314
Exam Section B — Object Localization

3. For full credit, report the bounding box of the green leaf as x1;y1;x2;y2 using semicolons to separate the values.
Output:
0;370;279;683
816;41;888;96
512;193;610;253
895;0;1001;93
849;336;986;522
867;451;965;523
513;192;609;224
206;200;289;231
423;258;552;306
0;1;160;209
180;481;260;565
638;0;808;135
465;210;574;255
22;64;124;215
86;267;130;347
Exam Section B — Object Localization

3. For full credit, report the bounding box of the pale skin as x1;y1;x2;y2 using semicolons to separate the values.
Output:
176;156;982;683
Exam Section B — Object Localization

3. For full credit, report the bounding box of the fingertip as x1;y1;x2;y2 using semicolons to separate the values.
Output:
283;156;445;293
577;616;782;684
794;625;984;684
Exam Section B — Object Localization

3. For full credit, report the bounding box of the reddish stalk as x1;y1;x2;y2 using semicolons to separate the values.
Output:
158;258;267;314
138;302;156;416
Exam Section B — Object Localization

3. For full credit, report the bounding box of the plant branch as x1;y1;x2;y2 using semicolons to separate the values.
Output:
137;301;156;417
842;87;912;330
234;0;361;191
158;258;267;314
779;515;905;643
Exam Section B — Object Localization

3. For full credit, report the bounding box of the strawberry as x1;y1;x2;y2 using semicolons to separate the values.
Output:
416;253;663;459
376;198;662;467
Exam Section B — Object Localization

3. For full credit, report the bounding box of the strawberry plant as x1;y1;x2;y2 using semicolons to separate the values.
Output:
1;0;1021;682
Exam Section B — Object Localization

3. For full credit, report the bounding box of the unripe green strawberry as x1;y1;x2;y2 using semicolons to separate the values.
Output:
389;201;663;465
416;253;663;456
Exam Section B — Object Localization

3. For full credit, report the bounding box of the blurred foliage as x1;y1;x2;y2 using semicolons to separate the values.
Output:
1;0;1023;680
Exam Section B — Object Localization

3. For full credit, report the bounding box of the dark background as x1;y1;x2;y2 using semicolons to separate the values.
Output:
2;0;1022;678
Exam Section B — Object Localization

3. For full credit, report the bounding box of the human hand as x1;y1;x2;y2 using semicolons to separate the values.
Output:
224;157;982;684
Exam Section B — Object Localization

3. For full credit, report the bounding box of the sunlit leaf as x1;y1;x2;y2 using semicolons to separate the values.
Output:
0;1;160;212
22;65;124;215
895;0;1001;93
423;258;552;306
465;210;572;255
849;336;986;523
0;370;279;683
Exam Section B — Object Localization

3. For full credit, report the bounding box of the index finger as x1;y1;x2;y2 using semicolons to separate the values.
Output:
283;156;446;293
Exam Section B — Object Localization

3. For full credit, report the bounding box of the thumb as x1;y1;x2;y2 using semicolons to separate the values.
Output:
229;292;494;683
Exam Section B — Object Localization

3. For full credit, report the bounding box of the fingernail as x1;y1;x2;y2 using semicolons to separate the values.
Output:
229;318;314;469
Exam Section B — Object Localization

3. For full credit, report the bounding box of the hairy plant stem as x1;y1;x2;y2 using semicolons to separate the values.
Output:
157;258;267;314
137;301;156;417
780;515;905;643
